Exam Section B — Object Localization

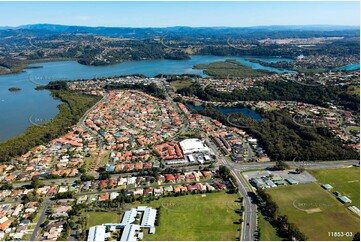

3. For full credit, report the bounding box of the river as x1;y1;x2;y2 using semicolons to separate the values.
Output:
0;55;291;141
0;55;354;142
336;63;360;71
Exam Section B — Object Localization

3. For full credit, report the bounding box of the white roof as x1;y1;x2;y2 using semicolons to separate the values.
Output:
87;225;106;241
179;139;209;154
141;208;157;227
120;224;140;242
121;209;137;224
180;139;205;150
0;217;9;224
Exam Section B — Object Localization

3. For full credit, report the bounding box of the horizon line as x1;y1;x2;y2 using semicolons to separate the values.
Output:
1;23;360;29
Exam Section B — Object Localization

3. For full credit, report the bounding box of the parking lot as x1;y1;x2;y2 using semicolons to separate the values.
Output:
244;170;317;183
243;169;317;189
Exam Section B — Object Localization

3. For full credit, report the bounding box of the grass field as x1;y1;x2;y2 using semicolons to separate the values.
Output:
83;212;122;229
258;212;282;241
83;155;95;172
267;183;360;241
308;167;360;208
170;80;192;91
346;126;360;132
141;192;242;241
347;85;360;95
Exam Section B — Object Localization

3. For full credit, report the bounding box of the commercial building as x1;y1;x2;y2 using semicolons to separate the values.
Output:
179;139;210;155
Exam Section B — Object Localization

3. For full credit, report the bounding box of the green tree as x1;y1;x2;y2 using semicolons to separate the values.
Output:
273;161;290;171
31;176;44;189
295;166;305;174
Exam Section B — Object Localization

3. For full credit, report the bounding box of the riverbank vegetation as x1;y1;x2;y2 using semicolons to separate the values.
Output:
193;59;273;78
8;87;22;92
0;58;73;75
177;81;360;112
0;90;101;162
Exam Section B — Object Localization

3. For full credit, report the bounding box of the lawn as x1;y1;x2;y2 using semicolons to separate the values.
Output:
308;167;360;208
258;212;281;241
83;155;95;172
83;212;122;229
347;85;360;95
266;106;279;111
100;151;111;167
142;192;242;241
346;126;360;132
267;183;360;241
170;80;192;91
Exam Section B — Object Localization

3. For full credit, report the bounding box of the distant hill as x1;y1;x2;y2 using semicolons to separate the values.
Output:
0;24;359;39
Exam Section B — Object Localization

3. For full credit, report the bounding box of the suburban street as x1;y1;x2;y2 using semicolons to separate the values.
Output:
30;198;50;241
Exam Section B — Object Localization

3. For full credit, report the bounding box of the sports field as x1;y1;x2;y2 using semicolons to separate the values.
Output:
170;80;192;91
308;167;360;208
83;212;122;229
142;192;242;241
267;183;360;241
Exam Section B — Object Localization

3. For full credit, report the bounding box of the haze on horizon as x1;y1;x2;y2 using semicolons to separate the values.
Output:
0;1;359;28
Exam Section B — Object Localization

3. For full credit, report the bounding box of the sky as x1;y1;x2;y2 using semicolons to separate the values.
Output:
0;1;359;27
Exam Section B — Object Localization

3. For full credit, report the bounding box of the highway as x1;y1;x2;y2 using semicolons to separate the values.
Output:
219;155;257;241
206;138;256;241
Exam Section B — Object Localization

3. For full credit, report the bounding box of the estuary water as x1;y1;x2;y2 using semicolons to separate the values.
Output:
0;55;300;141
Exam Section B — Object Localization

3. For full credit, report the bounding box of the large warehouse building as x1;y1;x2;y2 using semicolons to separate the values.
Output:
179;138;210;155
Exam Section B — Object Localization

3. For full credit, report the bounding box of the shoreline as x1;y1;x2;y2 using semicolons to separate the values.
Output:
0;55;295;77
